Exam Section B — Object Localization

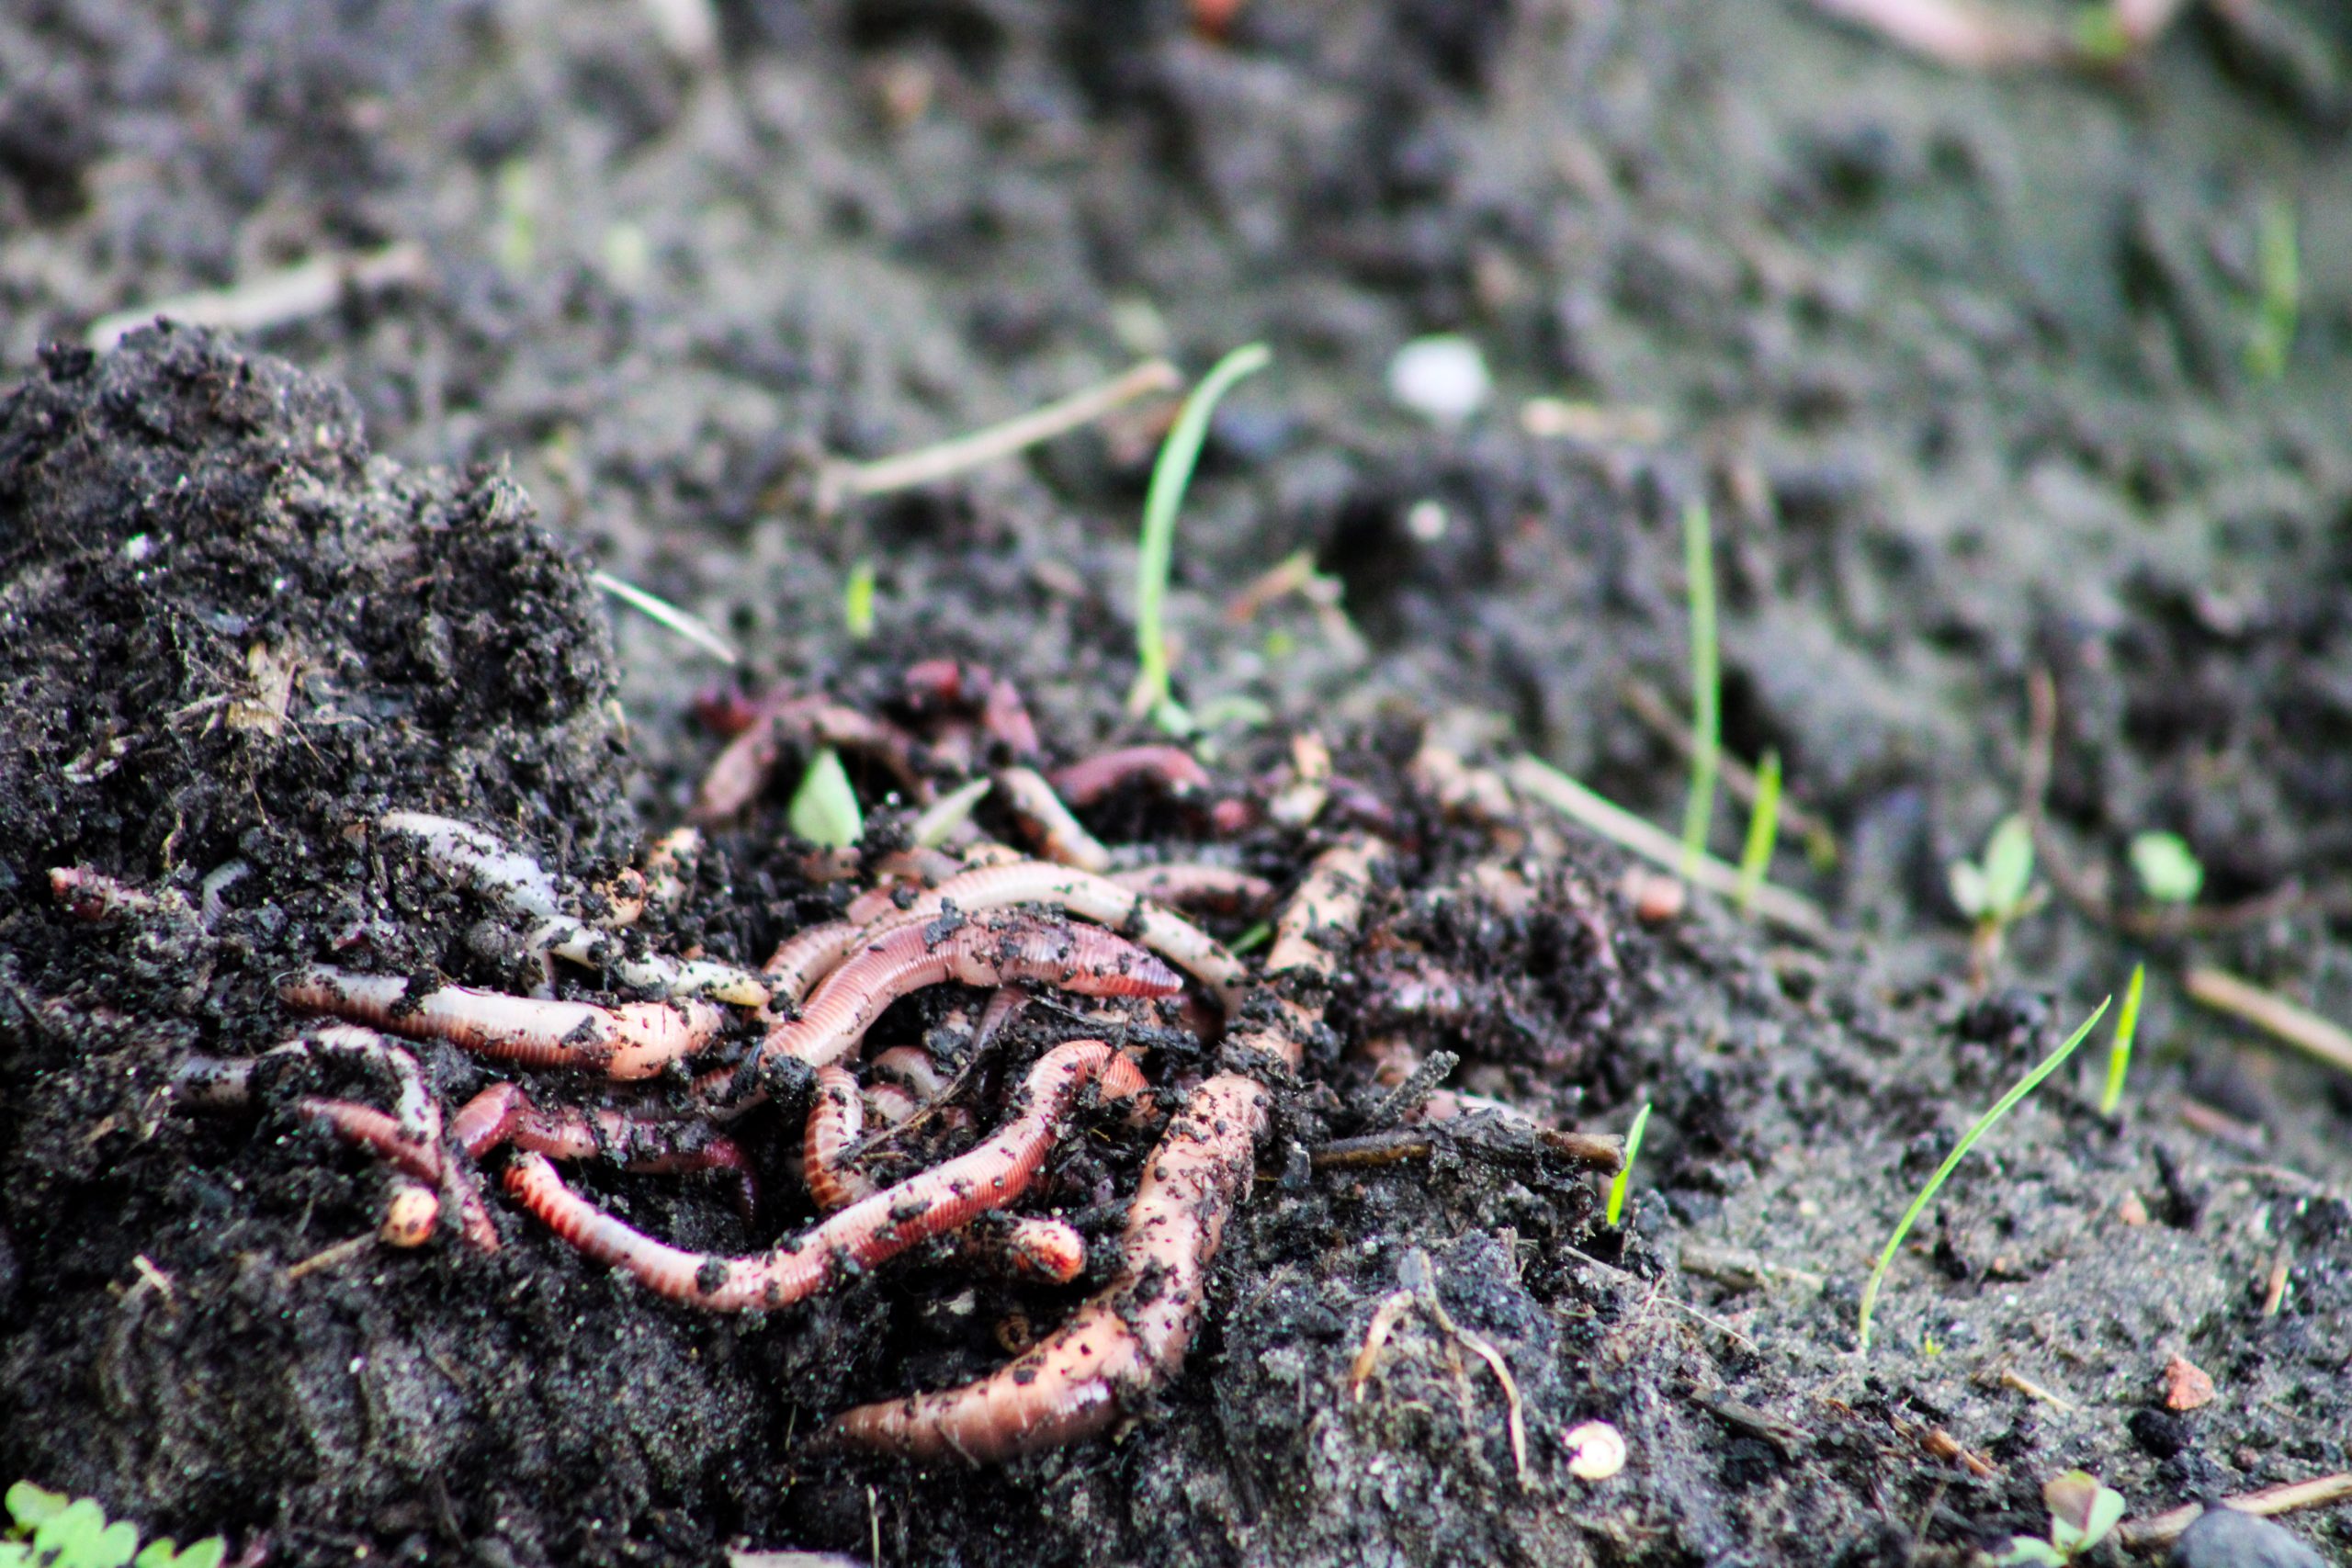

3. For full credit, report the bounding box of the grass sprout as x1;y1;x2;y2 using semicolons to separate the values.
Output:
1605;1101;1652;1227
1126;343;1272;730
1856;995;2111;1352
1996;1471;2127;1565
2098;963;2145;1117
843;558;876;640
910;777;990;848
787;748;863;849
2245;194;2299;382
1678;499;1719;878
1949;813;2043;984
1736;750;1782;919
3;1482;223;1568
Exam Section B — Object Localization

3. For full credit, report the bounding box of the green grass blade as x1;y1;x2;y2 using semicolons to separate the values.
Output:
1857;996;2112;1351
1126;342;1273;726
843;558;876;640
2098;963;2145;1117
1606;1100;1652;1227
1736;750;1781;919
1678;499;1719;878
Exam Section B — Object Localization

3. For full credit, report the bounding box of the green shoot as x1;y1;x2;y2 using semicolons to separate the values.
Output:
786;748;863;849
2;1482;223;1568
1228;921;1272;955
1996;1471;2127;1565
1857;996;2111;1352
2098;963;2145;1117
1678;499;1719;879
494;158;537;279
1605;1101;1651;1227
843;558;876;640
1126;343;1273;731
1736;750;1781;919
2128;831;2203;905
1948;814;2043;984
2245;194;2299;382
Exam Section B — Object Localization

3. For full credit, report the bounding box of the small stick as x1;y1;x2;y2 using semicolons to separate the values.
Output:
590;571;741;665
819;359;1182;510
1508;757;1833;942
87;242;430;351
286;1232;377;1280
2183;966;2352;1077
2119;1471;2352;1553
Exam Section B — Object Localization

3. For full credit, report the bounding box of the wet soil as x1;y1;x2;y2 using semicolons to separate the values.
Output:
4;2;2351;1564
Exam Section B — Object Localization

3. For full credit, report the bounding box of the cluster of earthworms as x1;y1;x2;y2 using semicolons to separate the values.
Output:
52;660;1622;1465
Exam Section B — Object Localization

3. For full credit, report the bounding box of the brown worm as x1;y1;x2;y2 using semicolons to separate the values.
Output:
504;1040;1145;1311
824;1070;1267;1462
732;915;1180;1082
283;966;726;1080
455;1082;759;1216
1046;746;1211;807
901;659;1041;759
689;694;928;823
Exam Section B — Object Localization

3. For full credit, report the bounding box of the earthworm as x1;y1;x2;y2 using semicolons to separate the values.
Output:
380;1175;441;1247
689;694;927;823
867;1045;953;1100
504;1040;1145;1311
879;861;1249;1013
455;1082;759;1216
824;1069;1268;1462
298;1092;501;1251
901;660;1040;760
1107;863;1275;913
733;915;1180;1082
283;966;727;1081
798;1063;1079;1280
762;920;869;1003
994;765;1114;873
49;865;192;927
1046;746;1211;807
839;840;1022;927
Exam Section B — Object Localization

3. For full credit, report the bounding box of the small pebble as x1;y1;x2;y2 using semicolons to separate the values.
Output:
2169;1508;2325;1568
1622;867;1687;924
2164;1354;2217;1411
1386;334;1491;426
1565;1419;1627;1481
2118;1191;2150;1226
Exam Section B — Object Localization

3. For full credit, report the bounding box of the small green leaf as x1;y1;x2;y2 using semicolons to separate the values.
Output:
169;1541;227;1568
2128;831;2204;905
135;1540;177;1568
1948;859;1988;920
1981;815;2036;917
786;748;863;849
36;1497;108;1559
842;558;876;640
6;1483;68;1529
0;1544;33;1567
94;1517;141;1568
2080;1484;2126;1550
1995;1540;2066;1567
1606;1101;1651;1228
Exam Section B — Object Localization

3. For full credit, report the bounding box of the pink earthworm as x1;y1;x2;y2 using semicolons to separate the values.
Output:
1107;864;1275;914
900;660;1041;759
993;766;1114;873
1046;746;1211;807
503;1040;1145;1311
720;915;1179;1087
282;967;726;1081
823;1069;1268;1462
455;1083;759;1216
298;1095;501;1251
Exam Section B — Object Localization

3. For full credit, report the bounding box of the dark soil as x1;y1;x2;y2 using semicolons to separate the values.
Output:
4;3;2350;1565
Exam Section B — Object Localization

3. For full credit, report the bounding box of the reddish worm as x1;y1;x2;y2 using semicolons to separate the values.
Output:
283;967;726;1081
505;1040;1145;1311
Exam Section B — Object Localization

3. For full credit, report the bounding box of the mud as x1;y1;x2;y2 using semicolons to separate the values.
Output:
4;2;2351;1565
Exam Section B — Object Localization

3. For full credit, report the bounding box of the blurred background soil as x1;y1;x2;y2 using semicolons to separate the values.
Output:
2;2;2349;1564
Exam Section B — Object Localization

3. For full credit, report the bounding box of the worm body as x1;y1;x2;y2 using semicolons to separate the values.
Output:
283;966;725;1080
1047;746;1211;806
507;1041;1147;1311
826;1071;1266;1461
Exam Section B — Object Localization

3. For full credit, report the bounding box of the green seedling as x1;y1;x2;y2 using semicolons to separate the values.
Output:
1229;921;1272;955
1678;499;1720;879
843;558;876;640
1126;342;1273;732
2098;963;2145;1117
2244;194;2299;382
787;748;863;849
1857;996;2111;1352
910;777;990;849
1605;1101;1652;1228
1949;814;2043;984
1994;1471;2127;1565
3;1482;223;1568
1736;750;1782;919
2128;831;2203;906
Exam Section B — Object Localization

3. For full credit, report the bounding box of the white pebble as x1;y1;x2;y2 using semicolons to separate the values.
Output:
1385;334;1491;426
1565;1419;1627;1481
